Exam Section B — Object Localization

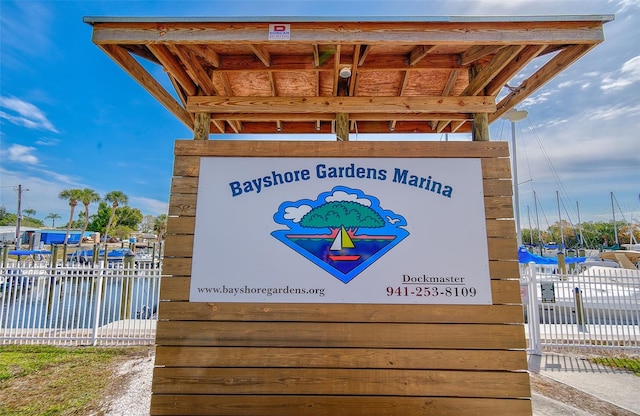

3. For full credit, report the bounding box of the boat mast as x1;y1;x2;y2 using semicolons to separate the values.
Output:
576;201;585;248
534;190;543;254
557;190;565;252
611;191;619;246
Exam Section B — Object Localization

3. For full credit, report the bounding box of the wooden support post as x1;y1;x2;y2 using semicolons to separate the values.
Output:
469;65;489;141
336;113;349;141
193;112;211;140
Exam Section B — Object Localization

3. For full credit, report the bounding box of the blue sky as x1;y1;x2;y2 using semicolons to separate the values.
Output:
1;0;638;229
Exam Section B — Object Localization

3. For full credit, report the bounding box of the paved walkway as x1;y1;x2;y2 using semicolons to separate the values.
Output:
530;352;640;415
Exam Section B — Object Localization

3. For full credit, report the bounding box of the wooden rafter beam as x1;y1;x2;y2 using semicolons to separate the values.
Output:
187;44;221;67
409;45;436;65
433;69;462;132
358;45;372;66
348;45;361;97
147;44;197;96
169;45;241;133
188;96;495;114
98;44;193;129
168;45;216;96
390;70;411;131
460;45;504;66
490;43;595;122
249;44;271;67
461;45;525;96
313;44;320;67
333;45;342;96
485;44;546;96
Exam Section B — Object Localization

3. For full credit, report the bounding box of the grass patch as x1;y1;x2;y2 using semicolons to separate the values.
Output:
591;356;640;376
0;345;148;416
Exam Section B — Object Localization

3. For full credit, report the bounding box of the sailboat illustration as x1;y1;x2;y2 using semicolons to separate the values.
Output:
328;226;361;261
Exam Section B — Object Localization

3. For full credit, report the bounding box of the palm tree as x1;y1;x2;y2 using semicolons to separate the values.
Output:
22;208;36;218
154;214;168;243
103;191;128;248
45;213;62;228
59;189;83;245
77;188;101;246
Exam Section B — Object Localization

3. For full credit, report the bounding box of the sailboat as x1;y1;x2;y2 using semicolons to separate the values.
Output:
328;226;360;261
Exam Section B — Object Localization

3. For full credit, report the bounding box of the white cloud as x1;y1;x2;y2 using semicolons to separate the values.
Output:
601;55;640;91
284;205;312;222
326;190;371;206
6;144;39;165
0;96;58;132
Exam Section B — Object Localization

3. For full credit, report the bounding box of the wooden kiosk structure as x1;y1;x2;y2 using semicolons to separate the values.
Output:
86;15;611;415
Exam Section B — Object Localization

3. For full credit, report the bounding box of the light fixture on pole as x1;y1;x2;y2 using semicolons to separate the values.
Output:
501;109;528;248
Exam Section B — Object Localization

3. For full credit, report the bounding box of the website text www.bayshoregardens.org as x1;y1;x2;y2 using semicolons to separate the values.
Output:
196;285;326;297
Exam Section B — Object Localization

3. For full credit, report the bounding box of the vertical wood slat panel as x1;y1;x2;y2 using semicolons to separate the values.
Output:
153;140;530;416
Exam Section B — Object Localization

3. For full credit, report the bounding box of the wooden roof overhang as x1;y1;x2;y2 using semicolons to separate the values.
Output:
84;15;612;137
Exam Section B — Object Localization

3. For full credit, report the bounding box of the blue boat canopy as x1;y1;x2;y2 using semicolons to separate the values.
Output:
518;247;586;265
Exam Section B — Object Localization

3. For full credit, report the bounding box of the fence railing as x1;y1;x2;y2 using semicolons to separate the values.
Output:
520;263;640;354
1;262;161;346
3;260;639;352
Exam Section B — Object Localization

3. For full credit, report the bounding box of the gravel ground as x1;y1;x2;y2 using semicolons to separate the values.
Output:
99;353;154;416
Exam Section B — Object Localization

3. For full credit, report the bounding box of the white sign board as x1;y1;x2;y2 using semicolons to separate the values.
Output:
190;157;492;304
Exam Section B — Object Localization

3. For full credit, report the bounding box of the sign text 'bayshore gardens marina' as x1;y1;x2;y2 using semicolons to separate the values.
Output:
190;157;492;305
228;163;453;199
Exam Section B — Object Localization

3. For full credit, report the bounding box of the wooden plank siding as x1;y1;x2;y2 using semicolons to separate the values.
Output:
152;140;531;415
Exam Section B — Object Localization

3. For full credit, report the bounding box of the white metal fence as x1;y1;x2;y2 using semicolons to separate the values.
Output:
521;263;640;354
3;260;639;352
1;262;160;346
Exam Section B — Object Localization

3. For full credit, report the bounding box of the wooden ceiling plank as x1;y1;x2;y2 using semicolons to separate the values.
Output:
248;44;271;67
187;96;495;114
491;43;594;122
147;44;197;96
485;44;546;96
461;45;525;96
409;45;437;65
98;44;193;129
460;45;504;66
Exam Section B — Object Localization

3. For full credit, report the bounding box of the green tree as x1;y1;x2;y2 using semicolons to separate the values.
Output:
59;188;83;245
21;208;44;227
45;212;62;228
114;206;143;230
0;206;17;226
103;191;128;247
300;201;384;236
77;188;101;246
139;215;155;233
